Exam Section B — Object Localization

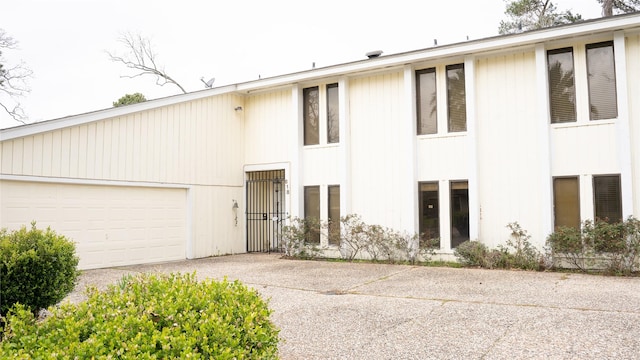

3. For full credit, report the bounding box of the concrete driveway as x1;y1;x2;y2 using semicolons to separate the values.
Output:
66;253;640;359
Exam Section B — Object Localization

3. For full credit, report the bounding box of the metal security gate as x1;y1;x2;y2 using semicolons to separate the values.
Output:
246;170;287;252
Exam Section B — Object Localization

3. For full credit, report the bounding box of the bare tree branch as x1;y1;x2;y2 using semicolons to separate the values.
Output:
1;28;32;125
106;32;187;94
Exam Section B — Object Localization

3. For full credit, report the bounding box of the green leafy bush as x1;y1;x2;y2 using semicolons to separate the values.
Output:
547;217;640;275
282;214;434;264
0;223;80;316
455;223;542;270
0;273;280;359
497;222;542;270
454;241;494;268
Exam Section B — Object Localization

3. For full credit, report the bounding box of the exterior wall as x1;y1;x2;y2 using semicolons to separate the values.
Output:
475;50;544;248
244;89;293;165
348;71;408;230
0;93;246;259
627;34;640;218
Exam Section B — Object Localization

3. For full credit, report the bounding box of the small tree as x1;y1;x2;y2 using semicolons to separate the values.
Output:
499;0;582;34
113;92;147;107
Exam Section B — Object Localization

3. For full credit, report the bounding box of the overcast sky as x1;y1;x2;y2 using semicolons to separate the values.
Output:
1;0;602;129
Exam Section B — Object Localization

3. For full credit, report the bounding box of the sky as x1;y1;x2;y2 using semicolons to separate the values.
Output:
1;0;603;129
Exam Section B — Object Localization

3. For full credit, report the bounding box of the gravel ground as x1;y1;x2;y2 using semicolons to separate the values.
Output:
65;253;640;359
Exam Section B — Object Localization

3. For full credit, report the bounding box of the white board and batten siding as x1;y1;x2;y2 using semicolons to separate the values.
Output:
474;50;546;248
0;93;246;268
348;71;410;230
626;34;640;217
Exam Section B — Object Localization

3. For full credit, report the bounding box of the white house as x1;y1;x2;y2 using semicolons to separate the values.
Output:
2;14;639;269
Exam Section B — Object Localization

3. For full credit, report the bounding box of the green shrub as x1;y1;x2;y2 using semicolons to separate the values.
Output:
546;226;588;271
454;241;492;267
0;223;80;316
0;273;280;359
498;222;542;270
546;217;640;275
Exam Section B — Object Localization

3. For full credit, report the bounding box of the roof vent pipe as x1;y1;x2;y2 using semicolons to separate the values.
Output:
365;50;383;59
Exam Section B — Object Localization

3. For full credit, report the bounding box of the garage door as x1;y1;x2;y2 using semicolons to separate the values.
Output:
0;181;188;270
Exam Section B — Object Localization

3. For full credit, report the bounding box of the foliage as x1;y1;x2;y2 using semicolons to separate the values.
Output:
0;273;280;359
547;217;640;275
497;222;543;270
599;0;640;16
546;226;587;270
499;0;582;34
0;222;80;317
454;223;542;270
0;28;32;124
454;241;495;268
112;92;147;107
280;216;322;258
282;214;435;264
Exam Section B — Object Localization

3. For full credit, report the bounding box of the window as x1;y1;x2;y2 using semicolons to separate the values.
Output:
328;185;340;245
450;181;469;248
586;41;617;120
446;64;466;132
303;84;340;146
547;47;577;123
553;177;580;229
326;83;339;143
419;182;440;247
303;87;319;145
416;68;437;135
304;186;320;243
593;175;622;223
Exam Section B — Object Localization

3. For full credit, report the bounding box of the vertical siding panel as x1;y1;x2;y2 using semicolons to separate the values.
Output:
68;127;80;177
158;108;168;182
77;125;88;178
139;112;149;181
122;115;132;180
22;137;34;175
145;110;154;181
32;134;43;176
50;130;62;177
132;113;142;181
1;141;12;173
86;123;98;178
94;121;105;178
60;128;71;177
111;119;122;179
42;133;53;175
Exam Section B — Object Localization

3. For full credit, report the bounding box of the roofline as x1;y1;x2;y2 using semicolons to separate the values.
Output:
3;13;640;141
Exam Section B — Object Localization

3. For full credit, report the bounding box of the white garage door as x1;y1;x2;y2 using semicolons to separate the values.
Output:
0;181;188;270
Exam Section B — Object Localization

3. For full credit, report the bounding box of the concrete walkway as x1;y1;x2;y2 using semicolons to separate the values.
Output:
66;253;640;359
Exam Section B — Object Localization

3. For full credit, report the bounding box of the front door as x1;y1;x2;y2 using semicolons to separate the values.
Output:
246;170;287;252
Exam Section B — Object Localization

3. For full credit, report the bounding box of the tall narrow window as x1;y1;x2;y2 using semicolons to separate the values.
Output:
587;41;617;120
548;48;577;123
593;175;622;223
553;177;580;229
328;185;340;245
419;182;440;248
446;64;466;132
304;186;320;243
416;68;437;135
326;83;340;143
303;86;319;145
450;181;469;248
